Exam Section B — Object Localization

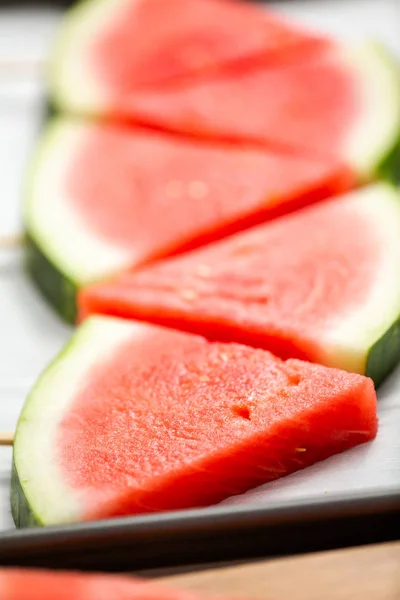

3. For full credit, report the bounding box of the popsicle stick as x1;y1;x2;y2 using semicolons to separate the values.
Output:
0;234;24;249
0;432;14;447
0;59;44;78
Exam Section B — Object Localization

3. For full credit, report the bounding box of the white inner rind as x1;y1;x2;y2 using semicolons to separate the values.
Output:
340;42;400;178
14;316;146;525
25;119;136;285
50;0;137;114
321;183;400;375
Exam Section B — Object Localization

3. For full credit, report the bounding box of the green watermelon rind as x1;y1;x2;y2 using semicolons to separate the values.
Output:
362;43;400;184
374;44;400;183
11;319;101;528
12;358;65;528
12;317;154;529
365;314;400;388
25;233;78;324
23;120;79;324
341;42;400;182
377;128;400;184
25;118;133;322
11;457;41;528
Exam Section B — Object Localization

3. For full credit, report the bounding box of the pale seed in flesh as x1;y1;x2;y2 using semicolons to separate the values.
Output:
179;289;197;301
189;180;209;199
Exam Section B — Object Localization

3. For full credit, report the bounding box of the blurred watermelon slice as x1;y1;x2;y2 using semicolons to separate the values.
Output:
24;118;352;322
80;183;400;386
119;42;400;181
0;568;239;599
50;0;330;103
49;0;400;183
12;317;377;527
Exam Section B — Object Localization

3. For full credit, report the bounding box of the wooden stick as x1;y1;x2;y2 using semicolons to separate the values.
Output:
0;234;24;249
0;59;44;78
0;432;14;447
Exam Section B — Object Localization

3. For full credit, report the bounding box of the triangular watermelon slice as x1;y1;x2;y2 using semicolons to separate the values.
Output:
12;317;377;527
50;0;330;104
0;568;237;600
118;42;400;181
24;117;352;323
49;0;400;184
80;183;400;387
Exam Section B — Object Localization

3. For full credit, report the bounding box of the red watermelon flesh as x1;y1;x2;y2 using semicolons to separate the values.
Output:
55;319;376;521
79;184;400;377
0;568;237;600
86;0;331;92
124;50;359;158
61;120;352;268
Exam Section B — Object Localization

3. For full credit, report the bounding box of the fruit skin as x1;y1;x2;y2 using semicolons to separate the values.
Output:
11;326;80;528
25;234;78;324
11;458;39;528
41;98;58;126
371;45;400;184
23;114;78;324
377;131;400;183
366;315;400;387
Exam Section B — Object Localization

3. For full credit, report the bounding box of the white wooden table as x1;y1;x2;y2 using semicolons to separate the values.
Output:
0;1;399;533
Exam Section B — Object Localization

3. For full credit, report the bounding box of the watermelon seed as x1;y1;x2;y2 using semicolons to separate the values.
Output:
220;353;229;362
234;243;258;256
179;288;198;301
188;180;209;199
232;405;251;420
196;264;212;278
199;375;210;382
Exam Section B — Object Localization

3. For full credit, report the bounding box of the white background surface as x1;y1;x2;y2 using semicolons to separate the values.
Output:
0;0;399;531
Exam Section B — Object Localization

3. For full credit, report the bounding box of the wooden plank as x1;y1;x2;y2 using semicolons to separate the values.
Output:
161;542;400;599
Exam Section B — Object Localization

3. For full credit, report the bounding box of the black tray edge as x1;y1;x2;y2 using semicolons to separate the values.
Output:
0;488;398;572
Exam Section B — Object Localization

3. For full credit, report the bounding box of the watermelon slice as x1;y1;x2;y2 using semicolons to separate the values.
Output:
0;568;235;599
50;0;330;107
24;117;352;323
80;183;400;387
12;317;377;527
120;42;400;181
